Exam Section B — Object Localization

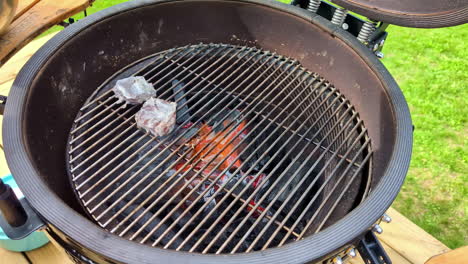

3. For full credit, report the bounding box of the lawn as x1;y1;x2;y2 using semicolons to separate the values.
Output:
383;25;467;249
42;0;466;249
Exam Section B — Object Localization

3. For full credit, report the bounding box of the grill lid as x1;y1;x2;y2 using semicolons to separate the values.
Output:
329;0;468;28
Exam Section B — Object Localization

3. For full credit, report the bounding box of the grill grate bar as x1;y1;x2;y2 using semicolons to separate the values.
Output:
80;50;289;206
71;100;121;135
254;110;362;168
106;61;304;238
145;46;214;83
92;55;300;235
70;124;138;173
69;121;136;166
215;101;355;254
72;96;117;130
77;46;195;114
69;105;137;154
75;44;214;127
193;91;343;253
68;44;373;254
181;88;341;252
313;148;372;235
276;131;370;247
252;122;366;252
146;44;225;88
70;45;236;176
137;70;319;246
72;45;254;184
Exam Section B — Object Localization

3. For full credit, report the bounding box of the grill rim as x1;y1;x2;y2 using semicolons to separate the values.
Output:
3;0;413;263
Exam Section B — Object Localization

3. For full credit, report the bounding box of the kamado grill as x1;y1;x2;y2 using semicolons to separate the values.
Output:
0;0;466;263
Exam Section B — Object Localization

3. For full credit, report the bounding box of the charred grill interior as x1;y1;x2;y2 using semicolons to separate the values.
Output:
67;44;372;254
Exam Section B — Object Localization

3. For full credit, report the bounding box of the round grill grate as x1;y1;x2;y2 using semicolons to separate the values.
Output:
67;44;372;254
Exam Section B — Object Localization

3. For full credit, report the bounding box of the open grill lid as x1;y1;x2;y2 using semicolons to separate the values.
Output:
329;0;468;28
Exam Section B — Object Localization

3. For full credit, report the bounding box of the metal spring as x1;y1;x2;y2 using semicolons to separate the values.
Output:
331;8;347;26
307;0;321;13
357;21;376;43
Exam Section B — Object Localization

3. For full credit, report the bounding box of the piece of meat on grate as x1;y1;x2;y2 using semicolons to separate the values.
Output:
135;98;177;137
112;76;156;106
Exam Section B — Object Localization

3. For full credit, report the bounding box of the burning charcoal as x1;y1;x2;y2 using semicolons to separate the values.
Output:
135;98;177;137
112;76;156;107
185;113;246;172
172;80;190;122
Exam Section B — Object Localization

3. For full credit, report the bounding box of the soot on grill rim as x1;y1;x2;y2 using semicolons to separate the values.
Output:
66;44;373;254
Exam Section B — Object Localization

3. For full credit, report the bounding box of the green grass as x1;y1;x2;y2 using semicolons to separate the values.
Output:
382;24;467;249
39;0;467;249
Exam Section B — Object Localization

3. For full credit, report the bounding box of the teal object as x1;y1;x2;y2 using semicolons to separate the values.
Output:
0;174;49;252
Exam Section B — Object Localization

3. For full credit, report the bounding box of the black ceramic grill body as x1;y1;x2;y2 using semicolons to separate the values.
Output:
2;0;413;263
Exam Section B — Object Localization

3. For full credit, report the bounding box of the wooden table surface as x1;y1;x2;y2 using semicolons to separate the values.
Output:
0;0;91;66
0;33;458;264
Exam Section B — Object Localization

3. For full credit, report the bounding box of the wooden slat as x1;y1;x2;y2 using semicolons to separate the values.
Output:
0;248;29;264
0;0;91;66
25;240;73;264
378;208;450;264
13;0;41;22
0;33;55;87
425;246;468;264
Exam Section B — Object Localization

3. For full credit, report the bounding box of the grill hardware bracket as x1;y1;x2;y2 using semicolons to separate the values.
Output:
0;180;45;240
292;0;388;58
357;231;392;264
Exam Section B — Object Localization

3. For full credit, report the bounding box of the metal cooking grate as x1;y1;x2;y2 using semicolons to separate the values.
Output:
67;44;372;254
